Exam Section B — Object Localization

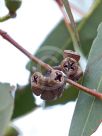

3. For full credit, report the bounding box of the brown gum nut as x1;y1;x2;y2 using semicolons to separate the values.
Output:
41;90;55;101
61;57;78;78
31;72;43;96
41;70;65;101
63;50;80;62
73;66;83;81
49;70;65;85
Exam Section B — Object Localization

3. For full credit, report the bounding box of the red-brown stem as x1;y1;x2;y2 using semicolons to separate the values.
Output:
0;29;102;100
56;0;73;34
55;0;63;7
55;0;85;16
62;0;80;44
0;29;53;71
66;78;102;100
56;0;80;47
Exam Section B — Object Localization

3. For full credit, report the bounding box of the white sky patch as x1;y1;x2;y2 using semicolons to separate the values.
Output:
91;123;102;136
13;102;76;136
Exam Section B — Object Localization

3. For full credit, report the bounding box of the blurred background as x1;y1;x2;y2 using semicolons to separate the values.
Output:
0;0;96;136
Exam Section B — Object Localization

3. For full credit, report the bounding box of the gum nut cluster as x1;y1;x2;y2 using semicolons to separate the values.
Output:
31;70;65;101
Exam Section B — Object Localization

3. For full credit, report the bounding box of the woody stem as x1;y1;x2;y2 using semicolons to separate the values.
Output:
66;78;102;100
62;0;80;47
56;0;87;71
0;29;53;71
0;29;102;100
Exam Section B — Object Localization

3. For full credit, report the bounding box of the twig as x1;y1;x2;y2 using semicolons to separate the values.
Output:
0;13;16;22
62;0;80;47
55;0;85;16
0;29;53;71
56;0;87;71
66;78;102;100
0;29;102;100
0;14;11;22
56;0;74;41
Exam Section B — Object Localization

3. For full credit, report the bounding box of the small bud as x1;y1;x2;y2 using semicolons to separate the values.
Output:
5;0;22;14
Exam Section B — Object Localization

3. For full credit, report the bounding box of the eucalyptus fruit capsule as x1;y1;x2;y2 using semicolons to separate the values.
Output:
31;70;66;101
5;0;22;14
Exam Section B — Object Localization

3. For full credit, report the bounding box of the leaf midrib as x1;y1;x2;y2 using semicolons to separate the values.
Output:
80;77;102;136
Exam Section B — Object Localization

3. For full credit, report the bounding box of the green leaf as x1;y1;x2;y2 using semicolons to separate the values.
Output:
79;0;102;56
69;22;102;136
12;84;37;119
0;83;14;136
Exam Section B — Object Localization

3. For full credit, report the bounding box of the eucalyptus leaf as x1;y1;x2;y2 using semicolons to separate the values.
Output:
12;85;37;119
0;83;14;136
79;0;102;56
69;22;102;136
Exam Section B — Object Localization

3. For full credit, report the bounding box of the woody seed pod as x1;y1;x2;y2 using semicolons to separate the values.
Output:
63;50;80;62
41;70;65;101
31;70;66;101
62;50;83;81
61;57;78;79
31;72;43;96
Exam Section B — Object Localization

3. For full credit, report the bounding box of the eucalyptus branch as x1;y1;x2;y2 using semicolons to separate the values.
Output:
0;29;53;71
56;0;80;48
56;0;75;44
56;0;87;71
66;78;102;100
55;0;85;16
62;0;80;47
0;29;102;100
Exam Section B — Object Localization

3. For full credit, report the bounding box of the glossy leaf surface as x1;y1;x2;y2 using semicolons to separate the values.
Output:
69;22;102;136
0;83;14;135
